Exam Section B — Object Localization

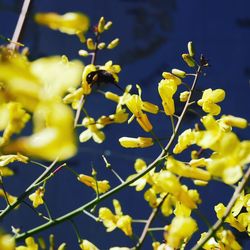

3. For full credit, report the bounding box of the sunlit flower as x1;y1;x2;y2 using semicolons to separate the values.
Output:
79;117;105;143
28;187;45;208
197;88;225;115
166;156;211;181
179;91;190;102
0;234;15;250
63;87;84;110
119;137;153;148
164;216;197;249
97;109;128;126
79;239;99;250
126;159;154;191
125;95;153;132
158;78;178;116
78;174;110;194
219;115;248;131
35;12;89;36
105;85;132;112
99;199;133;236
173;129;196;154
0;153;28;167
15;237;38;250
152;170;197;209
215;192;250;234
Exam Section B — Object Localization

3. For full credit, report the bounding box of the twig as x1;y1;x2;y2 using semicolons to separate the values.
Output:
8;0;31;50
191;166;250;250
134;194;169;250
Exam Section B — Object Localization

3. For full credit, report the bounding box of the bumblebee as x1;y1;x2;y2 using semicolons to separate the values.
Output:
86;69;123;91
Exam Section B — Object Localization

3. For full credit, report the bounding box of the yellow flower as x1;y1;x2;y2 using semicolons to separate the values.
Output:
198;229;242;250
4;102;77;161
164;216;197;249
99;199;133;236
97;109;128;126
125;95;153;132
79;117;105;143
126;159;154;191
16;237;38;250
173;129;196;154
0;153;28;167
166;156;211;181
0;102;30;146
63;87;84;110
78;174;110;194
197;88;225;115
105;85;132;112
28;187;45;208
219;115;248;131
215;192;250;233
158;78;178;116
162;72;182;85
119;137;153;148
0;234;15;250
35;12;89;36
79;239;99;250
152;170;197;209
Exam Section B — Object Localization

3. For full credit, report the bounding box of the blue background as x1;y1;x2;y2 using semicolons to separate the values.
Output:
0;0;249;249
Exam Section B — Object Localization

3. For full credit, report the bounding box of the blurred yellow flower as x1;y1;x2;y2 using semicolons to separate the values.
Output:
197;88;225;115
0;234;15;250
78;174;110;194
97;109;128;126
0;189;17;205
0;102;30;146
173;129;196;154
35;12;89;36
16;237;38;250
99;199;133;236
4;102;77;161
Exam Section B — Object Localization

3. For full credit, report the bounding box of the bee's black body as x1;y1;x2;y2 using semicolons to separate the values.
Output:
86;70;123;91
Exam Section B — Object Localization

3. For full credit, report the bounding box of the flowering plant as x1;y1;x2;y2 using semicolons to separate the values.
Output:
0;2;249;249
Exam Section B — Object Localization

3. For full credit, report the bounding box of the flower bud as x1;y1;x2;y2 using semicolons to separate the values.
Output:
119;137;153;148
104;21;113;30
98;16;105;33
107;38;120;49
171;68;186;78
78;49;89;57
86;38;95;50
188;41;195;57
98;42;106;50
180;91;190;102
182;53;196;67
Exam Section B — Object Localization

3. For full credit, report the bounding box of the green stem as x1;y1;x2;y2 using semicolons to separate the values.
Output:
15;66;203;242
69;219;82;244
0;159;58;219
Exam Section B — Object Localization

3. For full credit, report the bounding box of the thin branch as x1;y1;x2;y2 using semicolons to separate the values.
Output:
134;194;168;250
191;166;250;250
8;0;31;50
